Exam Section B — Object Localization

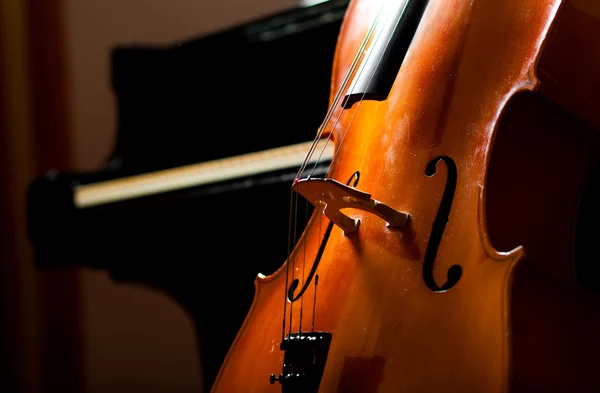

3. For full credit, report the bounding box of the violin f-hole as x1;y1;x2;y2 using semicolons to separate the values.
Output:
422;156;462;292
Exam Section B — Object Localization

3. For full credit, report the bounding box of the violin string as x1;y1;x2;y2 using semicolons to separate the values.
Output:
325;1;402;177
299;197;309;333
311;201;325;332
303;0;394;181
289;191;300;336
312;211;321;332
282;189;295;341
298;0;409;332
295;3;386;179
295;3;391;332
312;274;319;332
295;3;389;333
282;0;388;340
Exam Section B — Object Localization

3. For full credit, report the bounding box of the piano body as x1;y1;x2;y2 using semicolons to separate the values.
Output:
27;0;348;390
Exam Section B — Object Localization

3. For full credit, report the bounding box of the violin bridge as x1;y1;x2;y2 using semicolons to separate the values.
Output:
293;177;410;233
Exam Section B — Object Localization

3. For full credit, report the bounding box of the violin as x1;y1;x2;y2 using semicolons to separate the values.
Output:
212;0;600;391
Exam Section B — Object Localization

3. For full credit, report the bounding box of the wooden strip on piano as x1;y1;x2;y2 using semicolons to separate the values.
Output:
74;139;335;208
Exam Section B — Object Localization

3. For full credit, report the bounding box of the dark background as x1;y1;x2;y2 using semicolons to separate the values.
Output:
0;1;343;392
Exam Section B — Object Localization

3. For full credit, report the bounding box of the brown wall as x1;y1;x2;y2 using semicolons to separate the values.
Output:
1;2;46;392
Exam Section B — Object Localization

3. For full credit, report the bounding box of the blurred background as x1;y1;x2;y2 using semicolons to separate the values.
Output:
0;1;333;393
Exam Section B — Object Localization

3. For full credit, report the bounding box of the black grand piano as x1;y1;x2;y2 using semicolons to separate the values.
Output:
27;0;348;390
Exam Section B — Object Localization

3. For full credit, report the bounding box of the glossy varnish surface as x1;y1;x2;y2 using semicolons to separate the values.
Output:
212;0;600;392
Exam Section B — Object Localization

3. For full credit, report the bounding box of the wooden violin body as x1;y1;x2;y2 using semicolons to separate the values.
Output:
212;0;600;392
